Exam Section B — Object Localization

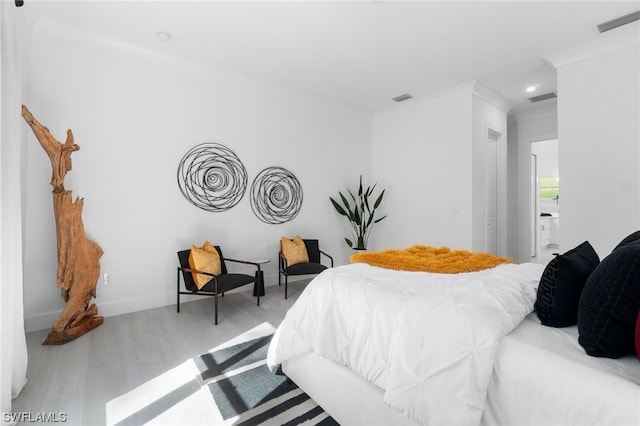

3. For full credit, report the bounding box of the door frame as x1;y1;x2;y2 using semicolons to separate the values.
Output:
483;125;506;256
529;138;559;262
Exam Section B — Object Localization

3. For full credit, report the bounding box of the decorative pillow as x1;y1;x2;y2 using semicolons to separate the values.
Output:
201;240;217;254
281;236;309;267
613;230;640;251
535;241;600;327
578;241;640;358
188;241;221;290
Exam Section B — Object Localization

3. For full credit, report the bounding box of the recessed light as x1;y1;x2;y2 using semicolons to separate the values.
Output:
156;32;172;42
526;85;538;93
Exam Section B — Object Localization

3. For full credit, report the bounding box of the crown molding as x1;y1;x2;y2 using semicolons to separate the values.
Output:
373;79;515;122
373;80;513;122
33;16;371;122
544;24;640;69
471;80;514;114
372;81;477;121
510;102;558;123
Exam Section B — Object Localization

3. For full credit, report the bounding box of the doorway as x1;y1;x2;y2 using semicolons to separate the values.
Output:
530;139;559;264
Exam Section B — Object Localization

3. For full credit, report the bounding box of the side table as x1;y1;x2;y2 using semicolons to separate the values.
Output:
252;259;271;300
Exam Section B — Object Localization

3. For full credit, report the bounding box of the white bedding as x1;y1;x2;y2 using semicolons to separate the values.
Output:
482;313;640;426
267;262;546;425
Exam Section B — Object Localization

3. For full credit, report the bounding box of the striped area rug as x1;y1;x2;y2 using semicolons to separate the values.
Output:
193;334;337;425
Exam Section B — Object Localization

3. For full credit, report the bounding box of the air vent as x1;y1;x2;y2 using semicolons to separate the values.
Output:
392;93;413;102
528;92;557;103
597;10;640;33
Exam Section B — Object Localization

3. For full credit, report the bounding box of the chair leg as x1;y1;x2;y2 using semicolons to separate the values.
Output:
176;268;181;313
285;274;288;299
256;268;264;307
214;292;218;325
256;273;260;307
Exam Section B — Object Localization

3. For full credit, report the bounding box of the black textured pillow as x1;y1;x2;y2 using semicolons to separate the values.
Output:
578;241;640;358
535;241;600;327
613;230;640;251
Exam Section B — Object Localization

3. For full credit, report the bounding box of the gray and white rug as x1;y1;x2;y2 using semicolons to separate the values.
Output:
105;323;336;425
193;334;337;425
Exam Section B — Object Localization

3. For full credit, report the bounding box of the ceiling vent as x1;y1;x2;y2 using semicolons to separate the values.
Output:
392;93;413;102
597;10;640;33
528;92;557;103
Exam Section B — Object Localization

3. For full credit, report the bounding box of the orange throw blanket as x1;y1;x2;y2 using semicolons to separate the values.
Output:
350;245;515;274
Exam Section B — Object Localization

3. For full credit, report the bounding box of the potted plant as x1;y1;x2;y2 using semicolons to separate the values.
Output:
330;175;387;250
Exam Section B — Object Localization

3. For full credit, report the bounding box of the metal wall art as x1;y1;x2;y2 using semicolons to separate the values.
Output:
177;142;248;212
250;166;303;224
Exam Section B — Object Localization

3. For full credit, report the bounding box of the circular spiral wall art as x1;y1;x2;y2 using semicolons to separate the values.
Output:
177;142;248;212
250;166;303;224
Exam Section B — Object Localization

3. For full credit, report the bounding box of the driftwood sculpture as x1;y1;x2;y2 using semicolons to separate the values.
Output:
22;105;104;345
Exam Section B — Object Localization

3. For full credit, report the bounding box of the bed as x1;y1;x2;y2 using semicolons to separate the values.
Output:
267;256;640;425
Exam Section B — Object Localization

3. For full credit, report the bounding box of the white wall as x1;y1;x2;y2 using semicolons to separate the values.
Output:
550;39;639;258
370;82;509;253
22;18;372;331
370;85;473;251
531;140;559;177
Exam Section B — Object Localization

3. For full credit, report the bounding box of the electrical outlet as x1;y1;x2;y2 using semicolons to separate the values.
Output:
103;273;110;285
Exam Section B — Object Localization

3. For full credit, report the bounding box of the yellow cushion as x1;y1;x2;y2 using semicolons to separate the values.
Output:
188;241;222;289
202;240;217;254
281;236;309;266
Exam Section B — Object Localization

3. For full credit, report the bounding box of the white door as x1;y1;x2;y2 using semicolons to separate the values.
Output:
486;132;498;255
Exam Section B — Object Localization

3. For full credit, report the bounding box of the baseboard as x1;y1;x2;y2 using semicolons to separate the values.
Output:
25;311;62;333
24;272;306;332
24;292;176;333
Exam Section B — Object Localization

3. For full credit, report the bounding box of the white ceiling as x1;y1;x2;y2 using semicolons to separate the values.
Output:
30;1;640;114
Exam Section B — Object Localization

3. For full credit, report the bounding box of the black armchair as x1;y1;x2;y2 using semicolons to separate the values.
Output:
279;238;333;299
177;245;263;325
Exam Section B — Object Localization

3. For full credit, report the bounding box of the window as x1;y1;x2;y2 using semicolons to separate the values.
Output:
539;176;559;199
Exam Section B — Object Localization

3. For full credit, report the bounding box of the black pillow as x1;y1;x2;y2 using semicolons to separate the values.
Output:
578;241;640;358
613;230;640;251
535;241;600;327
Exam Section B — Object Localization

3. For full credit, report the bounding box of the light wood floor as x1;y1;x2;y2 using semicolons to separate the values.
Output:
12;280;310;426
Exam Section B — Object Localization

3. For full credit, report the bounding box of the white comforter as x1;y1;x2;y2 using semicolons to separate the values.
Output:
267;262;546;425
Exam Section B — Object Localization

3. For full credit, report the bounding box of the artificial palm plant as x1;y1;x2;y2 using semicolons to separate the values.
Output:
330;175;387;250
